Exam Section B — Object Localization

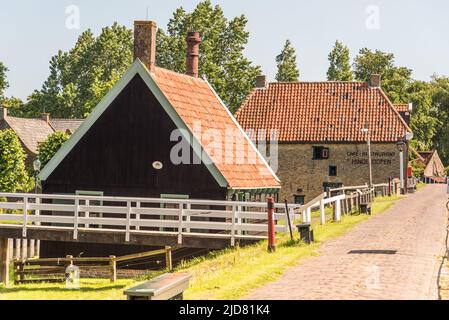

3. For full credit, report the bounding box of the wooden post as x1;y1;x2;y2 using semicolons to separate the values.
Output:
306;207;312;223
165;246;173;271
335;199;341;222
319;198;325;225
21;239;27;260
109;255;117;283
29;239;35;258
0;238;10;287
15;239;21;260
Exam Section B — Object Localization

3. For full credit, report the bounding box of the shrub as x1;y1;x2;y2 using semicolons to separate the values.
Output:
37;131;70;168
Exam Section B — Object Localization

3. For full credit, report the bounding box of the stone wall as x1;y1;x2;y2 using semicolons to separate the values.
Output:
277;143;405;203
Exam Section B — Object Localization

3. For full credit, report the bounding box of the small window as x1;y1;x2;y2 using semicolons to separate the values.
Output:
313;146;329;160
294;195;305;205
329;166;337;177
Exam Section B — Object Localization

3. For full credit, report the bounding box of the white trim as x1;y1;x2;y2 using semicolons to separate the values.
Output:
38;59;228;188
203;77;281;185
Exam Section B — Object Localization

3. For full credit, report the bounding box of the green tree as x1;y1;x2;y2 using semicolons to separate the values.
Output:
353;48;412;103
429;76;449;165
275;40;299;82
24;23;133;118
327;40;353;81
0;129;32;192
156;0;261;112
37;131;70;168
0;62;9;102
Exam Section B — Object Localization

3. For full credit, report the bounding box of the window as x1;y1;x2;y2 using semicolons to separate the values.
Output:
313;146;329;160
329;166;337;177
294;195;305;205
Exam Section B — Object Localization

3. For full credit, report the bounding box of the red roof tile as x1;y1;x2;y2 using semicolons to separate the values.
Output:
235;82;411;143
394;104;409;113
152;67;280;189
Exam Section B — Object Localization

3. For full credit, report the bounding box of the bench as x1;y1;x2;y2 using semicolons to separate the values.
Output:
124;272;191;300
359;202;372;215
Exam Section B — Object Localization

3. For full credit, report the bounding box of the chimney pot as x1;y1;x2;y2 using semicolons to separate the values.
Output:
41;113;50;124
369;74;381;88
0;106;7;120
186;32;202;78
256;75;267;89
134;20;157;73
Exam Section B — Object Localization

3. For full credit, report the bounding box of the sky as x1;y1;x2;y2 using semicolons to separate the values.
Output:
1;0;448;100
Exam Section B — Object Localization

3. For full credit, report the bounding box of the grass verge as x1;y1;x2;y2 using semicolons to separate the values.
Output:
0;195;403;300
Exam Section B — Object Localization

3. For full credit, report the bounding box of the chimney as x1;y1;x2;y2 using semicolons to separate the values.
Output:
0;106;7;120
41;113;50;124
134;21;157;73
256;75;267;89
369;74;381;88
186;32;202;78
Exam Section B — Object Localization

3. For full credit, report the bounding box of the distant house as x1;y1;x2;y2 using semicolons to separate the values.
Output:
37;21;280;257
411;148;446;182
0;108;83;167
235;75;412;203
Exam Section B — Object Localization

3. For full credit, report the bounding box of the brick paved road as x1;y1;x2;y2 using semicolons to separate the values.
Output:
247;185;448;300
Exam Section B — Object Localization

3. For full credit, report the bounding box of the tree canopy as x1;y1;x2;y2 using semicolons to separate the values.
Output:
0;62;8;101
353;48;412;103
23;23;133;119
275;40;299;82
37;131;71;168
327;40;353;81
156;0;260;113
0;129;32;192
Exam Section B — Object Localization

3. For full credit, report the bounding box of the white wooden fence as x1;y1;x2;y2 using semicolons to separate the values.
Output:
0;188;381;249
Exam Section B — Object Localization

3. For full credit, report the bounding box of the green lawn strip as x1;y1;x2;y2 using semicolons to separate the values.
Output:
0;195;403;300
0;278;135;300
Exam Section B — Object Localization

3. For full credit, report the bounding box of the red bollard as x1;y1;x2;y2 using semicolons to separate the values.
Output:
267;197;276;252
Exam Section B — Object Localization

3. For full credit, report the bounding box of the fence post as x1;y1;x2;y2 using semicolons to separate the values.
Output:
335;199;341;222
22;196;28;238
320;198;325;225
165;246;173;271
21;239;27;261
85;199;90;229
237;205;242;236
109;256;117;283
0;237;10;287
185;203;191;233
15;239;21;260
231;205;236;247
178;203;184;245
267;197;276;253
306;207;312;223
73;198;80;240
125;201;131;242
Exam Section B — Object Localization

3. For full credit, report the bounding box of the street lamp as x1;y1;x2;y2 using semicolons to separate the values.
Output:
396;141;406;194
33;158;41;194
362;126;373;187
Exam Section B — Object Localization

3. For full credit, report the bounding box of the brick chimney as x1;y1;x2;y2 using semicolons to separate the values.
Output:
134;21;157;73
369;74;381;88
256;75;267;89
41;113;50;124
0;106;7;120
186;32;202;78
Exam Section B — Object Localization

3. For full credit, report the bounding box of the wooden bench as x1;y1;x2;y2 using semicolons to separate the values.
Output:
359;202;372;215
124;273;191;300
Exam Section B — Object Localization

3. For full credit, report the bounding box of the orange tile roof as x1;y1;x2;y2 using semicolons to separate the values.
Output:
394;104;409;113
235;82;411;143
152;67;280;189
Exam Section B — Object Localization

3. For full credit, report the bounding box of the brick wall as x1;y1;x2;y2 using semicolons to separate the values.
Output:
278;143;403;203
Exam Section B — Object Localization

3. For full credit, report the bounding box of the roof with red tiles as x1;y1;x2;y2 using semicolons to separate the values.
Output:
235;82;412;143
153;67;280;189
394;104;410;113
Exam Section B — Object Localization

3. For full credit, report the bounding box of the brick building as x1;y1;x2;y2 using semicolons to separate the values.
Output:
235;75;413;203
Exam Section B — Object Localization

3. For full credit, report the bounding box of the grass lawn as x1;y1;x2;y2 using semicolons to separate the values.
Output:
0;195;404;300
